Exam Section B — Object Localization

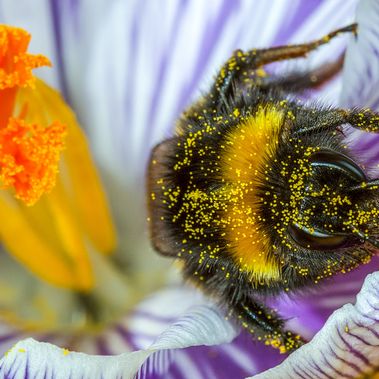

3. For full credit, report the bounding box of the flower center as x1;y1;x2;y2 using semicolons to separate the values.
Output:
0;24;169;337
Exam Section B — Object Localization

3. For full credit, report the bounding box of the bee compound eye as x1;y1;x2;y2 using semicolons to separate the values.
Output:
287;223;357;251
309;150;366;182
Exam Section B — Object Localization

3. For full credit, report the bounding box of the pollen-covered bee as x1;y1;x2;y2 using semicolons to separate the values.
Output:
147;24;379;353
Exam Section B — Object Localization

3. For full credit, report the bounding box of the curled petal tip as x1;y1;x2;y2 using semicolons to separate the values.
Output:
249;271;379;379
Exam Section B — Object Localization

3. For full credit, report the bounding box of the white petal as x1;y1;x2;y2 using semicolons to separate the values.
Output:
0;305;237;379
340;0;379;167
0;338;150;379
341;0;379;109
248;271;379;379
150;306;236;350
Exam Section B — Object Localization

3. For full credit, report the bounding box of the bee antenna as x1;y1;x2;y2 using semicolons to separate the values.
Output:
349;179;379;192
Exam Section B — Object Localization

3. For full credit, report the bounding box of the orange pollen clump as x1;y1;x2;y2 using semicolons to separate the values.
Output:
0;118;67;205
0;25;51;90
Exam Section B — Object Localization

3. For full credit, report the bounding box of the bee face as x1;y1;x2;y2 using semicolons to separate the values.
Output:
147;23;379;352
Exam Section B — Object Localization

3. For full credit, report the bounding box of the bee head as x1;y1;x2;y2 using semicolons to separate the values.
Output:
256;119;379;284
285;149;378;250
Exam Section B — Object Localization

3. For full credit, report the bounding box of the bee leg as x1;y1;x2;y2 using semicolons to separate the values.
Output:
344;109;379;133
295;108;379;135
213;24;356;105
253;24;356;66
263;54;344;93
234;298;305;353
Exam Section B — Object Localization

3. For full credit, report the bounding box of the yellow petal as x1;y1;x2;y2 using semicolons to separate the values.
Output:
0;191;88;289
18;80;117;255
0;80;117;290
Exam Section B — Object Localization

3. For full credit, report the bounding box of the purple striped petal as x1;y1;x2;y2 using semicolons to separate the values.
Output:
250;271;379;379
0;305;237;379
91;288;285;379
270;257;379;340
148;333;286;379
100;288;284;378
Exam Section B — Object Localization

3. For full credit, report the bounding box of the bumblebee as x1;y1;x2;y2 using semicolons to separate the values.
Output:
147;24;379;353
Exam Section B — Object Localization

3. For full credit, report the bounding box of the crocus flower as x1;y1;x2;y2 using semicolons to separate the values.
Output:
0;0;378;378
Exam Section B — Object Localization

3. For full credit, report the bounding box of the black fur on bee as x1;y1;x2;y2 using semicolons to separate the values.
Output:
147;24;379;353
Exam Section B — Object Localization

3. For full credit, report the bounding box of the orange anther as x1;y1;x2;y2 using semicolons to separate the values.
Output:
0;118;66;205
